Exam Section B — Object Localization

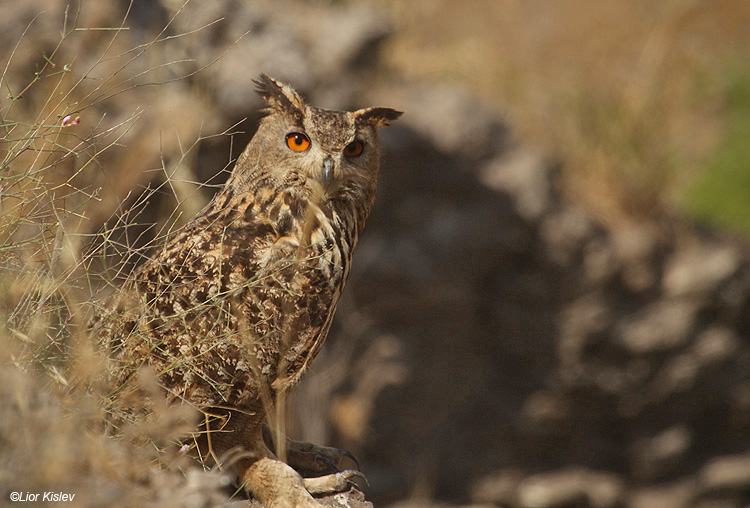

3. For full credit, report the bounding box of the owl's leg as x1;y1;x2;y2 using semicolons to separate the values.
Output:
213;419;357;507
194;410;327;507
262;424;361;476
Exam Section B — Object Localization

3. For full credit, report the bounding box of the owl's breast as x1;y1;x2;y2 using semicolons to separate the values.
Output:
244;205;353;392
106;189;360;409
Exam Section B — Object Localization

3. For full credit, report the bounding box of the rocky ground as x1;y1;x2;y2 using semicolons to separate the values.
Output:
2;1;750;508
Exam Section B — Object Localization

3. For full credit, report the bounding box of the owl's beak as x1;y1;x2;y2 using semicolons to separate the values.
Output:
321;156;334;186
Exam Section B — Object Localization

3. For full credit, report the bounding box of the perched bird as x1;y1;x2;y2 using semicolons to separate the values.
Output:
97;74;402;507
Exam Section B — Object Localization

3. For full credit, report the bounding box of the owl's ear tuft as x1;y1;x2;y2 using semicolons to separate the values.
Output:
353;107;403;128
253;74;306;121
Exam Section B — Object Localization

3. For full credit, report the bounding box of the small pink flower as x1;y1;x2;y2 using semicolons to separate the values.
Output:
61;115;80;127
178;444;190;454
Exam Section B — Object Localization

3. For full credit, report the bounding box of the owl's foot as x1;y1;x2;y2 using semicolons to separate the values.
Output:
286;438;361;477
243;457;363;508
262;425;361;477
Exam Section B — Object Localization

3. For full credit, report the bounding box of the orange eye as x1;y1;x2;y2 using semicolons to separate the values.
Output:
285;132;311;152
343;140;364;157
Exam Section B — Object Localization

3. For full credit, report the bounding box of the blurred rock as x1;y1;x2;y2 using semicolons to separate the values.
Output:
699;454;750;492
693;326;741;365
226;489;371;508
626;480;698;508
357;60;750;507
394;83;509;158
163;0;392;116
388;500;494;508
471;468;525;506
629;425;693;480
663;243;741;298
616;299;698;354
479;149;555;222
516;468;623;508
610;225;661;292
540;208;598;266
357;63;750;506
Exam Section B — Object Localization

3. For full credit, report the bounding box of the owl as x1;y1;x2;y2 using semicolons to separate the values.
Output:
98;74;401;507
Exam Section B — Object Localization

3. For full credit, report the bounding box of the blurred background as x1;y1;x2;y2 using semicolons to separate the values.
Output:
3;1;750;507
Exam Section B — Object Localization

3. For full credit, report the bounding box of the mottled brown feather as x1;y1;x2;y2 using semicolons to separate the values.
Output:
94;77;402;487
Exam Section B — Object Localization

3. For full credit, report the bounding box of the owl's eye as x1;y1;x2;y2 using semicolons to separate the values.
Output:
285;132;311;152
343;140;364;157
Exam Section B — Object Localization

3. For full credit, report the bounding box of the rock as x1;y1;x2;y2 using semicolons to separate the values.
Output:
699;453;750;492
516;468;623;508
540;208;597;265
471;468;525;506
626;479;698;508
479;149;556;222
692;327;741;365
616;299;698;354
629;425;693;479
226;490;371;508
662;243;741;298
388;500;495;508
164;0;392;115
394;83;509;158
610;225;661;292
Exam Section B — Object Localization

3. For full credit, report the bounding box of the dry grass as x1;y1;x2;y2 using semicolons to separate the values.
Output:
0;2;239;504
379;0;750;227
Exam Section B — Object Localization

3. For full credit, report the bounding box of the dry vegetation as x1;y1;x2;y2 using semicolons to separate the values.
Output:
380;0;750;227
0;2;239;505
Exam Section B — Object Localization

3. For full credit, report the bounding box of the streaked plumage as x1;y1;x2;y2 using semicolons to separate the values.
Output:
96;75;401;506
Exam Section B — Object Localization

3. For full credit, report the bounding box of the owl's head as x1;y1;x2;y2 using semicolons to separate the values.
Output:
232;74;402;210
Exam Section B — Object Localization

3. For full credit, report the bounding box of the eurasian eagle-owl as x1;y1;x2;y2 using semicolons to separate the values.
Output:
98;74;401;507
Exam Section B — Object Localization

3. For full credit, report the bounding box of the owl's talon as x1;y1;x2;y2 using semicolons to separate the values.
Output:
341;469;368;488
340;449;360;471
